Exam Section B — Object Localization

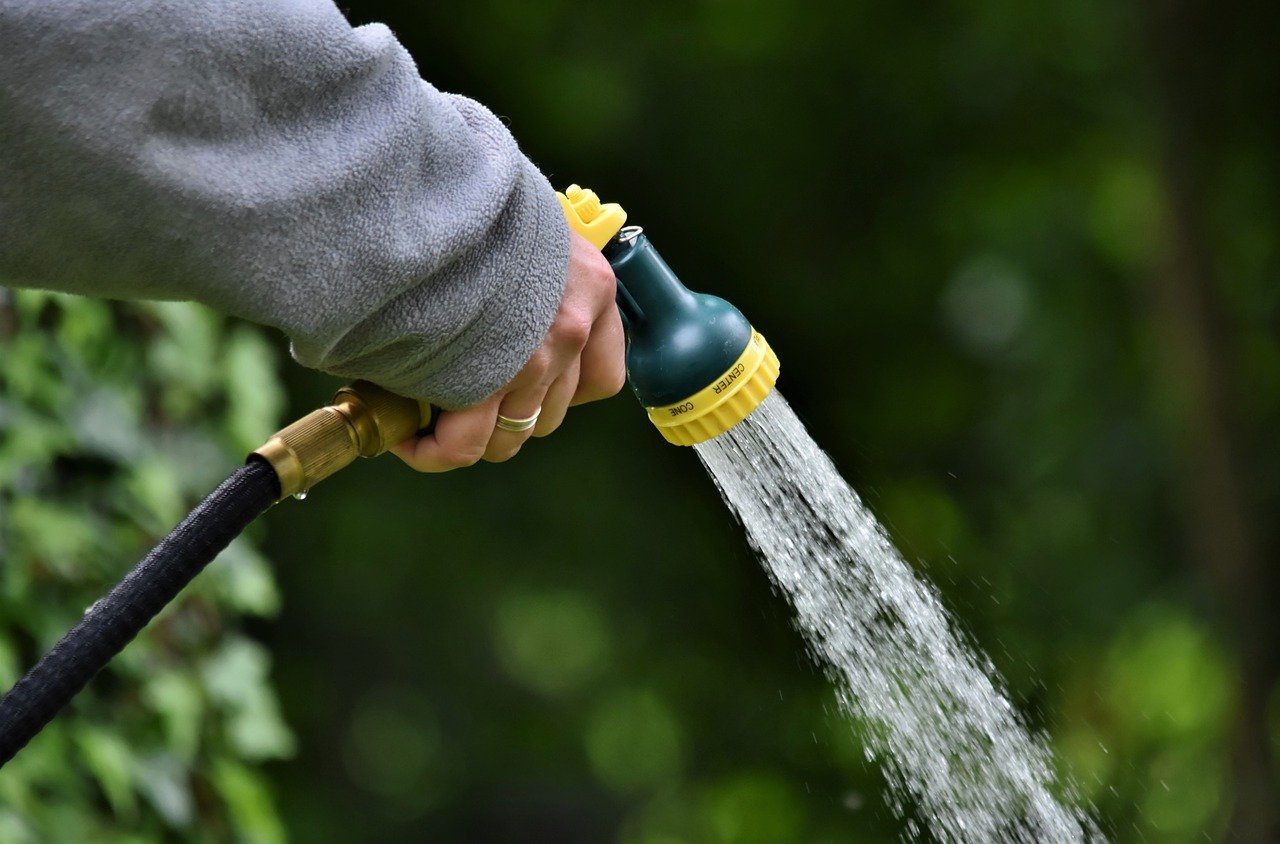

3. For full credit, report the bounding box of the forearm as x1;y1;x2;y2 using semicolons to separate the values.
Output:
0;0;568;407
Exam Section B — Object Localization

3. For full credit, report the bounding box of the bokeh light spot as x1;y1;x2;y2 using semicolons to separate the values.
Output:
585;688;682;794
942;254;1030;355
341;685;442;812
493;588;612;698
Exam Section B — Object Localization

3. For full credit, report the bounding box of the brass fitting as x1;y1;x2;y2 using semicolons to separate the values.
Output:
252;381;432;501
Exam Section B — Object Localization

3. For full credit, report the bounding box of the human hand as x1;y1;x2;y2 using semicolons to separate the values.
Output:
392;231;625;471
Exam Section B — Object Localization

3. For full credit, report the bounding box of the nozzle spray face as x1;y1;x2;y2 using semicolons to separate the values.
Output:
557;187;780;446
643;329;780;446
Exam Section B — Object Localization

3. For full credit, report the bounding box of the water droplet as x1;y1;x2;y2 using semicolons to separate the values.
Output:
293;489;309;501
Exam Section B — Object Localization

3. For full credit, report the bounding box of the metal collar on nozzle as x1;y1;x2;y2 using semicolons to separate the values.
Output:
557;185;780;446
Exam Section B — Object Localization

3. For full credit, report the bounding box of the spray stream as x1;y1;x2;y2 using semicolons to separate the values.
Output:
697;394;1100;841
560;186;1097;840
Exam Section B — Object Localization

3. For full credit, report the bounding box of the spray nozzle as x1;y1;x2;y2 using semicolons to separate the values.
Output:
252;186;780;496
557;186;780;446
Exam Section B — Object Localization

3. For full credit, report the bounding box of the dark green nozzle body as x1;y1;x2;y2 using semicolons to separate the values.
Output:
604;230;754;408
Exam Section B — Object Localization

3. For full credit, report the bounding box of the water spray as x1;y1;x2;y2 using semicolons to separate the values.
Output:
0;185;780;759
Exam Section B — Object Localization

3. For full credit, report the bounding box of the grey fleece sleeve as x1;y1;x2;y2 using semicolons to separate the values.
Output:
0;0;569;408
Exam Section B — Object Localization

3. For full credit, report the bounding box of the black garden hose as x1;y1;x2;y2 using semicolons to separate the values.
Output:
0;458;280;765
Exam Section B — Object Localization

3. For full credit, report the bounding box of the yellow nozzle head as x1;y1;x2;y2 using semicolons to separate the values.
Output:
557;184;627;249
559;182;780;446
645;331;780;446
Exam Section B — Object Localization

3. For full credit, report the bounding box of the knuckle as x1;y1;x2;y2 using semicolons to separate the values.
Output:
445;445;485;469
557;314;592;349
606;363;627;395
538;346;558;371
578;362;627;404
522;348;553;380
485;443;522;463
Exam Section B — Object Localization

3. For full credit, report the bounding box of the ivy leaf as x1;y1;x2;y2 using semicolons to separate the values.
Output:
223;326;284;454
210;758;288;844
206;538;282;618
73;723;138;820
134;754;194;829
142;671;206;765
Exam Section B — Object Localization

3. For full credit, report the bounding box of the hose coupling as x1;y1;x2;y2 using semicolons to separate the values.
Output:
252;381;432;501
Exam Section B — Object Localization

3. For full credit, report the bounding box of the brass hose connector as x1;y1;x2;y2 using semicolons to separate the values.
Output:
252;381;432;502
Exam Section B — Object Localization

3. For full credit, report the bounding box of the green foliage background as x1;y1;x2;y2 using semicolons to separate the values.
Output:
3;1;1279;842
0;293;292;841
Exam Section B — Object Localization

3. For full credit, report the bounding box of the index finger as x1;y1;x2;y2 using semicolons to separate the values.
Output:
391;395;501;472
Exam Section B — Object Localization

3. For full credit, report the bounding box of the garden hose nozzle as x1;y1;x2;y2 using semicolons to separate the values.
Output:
253;184;779;496
253;381;431;501
558;185;780;446
0;186;783;768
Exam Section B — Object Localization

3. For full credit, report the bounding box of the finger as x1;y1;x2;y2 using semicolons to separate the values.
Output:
486;384;550;462
392;395;501;472
573;306;626;405
533;358;580;438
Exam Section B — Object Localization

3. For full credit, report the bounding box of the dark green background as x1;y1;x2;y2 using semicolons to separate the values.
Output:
3;0;1277;841
260;1;1279;841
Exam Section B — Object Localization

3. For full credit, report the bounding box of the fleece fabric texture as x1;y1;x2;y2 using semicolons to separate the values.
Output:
0;0;570;408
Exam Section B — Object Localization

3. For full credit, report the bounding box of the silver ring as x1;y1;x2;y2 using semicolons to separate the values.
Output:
496;408;540;433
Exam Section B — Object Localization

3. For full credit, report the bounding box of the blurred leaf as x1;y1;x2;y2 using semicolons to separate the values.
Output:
122;457;185;533
134;754;194;828
223;326;284;454
206;538;282;618
0;636;19;689
0;811;37;844
211;759;288;844
68;386;144;462
142;301;222;419
74;724;139;820
0;291;288;838
202;637;271;703
142;671;205;765
227;689;295;762
202;637;295;761
878;477;967;562
8;498;99;579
